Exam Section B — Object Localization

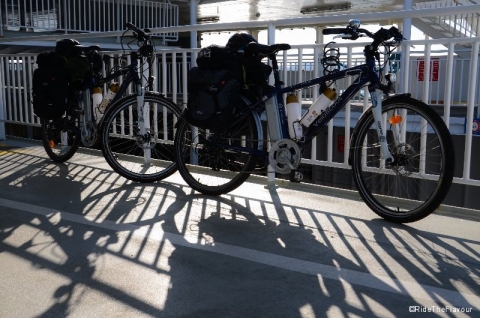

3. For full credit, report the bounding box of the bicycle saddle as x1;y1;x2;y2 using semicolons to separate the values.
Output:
247;42;291;55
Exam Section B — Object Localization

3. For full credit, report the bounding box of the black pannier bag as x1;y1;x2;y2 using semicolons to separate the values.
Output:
32;51;71;119
242;58;272;91
184;67;241;130
55;39;102;88
196;45;239;71
226;33;272;97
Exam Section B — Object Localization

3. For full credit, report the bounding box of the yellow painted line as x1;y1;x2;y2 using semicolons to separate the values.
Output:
0;144;37;155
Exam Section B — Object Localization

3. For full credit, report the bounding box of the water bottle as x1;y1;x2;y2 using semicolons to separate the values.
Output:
285;94;303;139
98;82;120;113
300;87;337;127
92;86;103;122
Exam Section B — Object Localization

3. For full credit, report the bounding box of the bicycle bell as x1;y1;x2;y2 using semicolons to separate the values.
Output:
349;19;360;29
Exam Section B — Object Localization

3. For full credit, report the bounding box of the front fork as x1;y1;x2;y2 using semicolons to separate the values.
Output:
136;84;152;163
80;89;97;147
369;88;395;164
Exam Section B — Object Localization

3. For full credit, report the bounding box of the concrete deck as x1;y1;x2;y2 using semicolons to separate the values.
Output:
0;138;479;318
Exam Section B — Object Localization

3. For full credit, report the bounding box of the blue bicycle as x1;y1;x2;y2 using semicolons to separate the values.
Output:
174;20;455;223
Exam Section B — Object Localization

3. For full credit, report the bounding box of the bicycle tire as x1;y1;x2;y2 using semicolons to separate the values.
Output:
41;116;79;162
174;108;261;195
100;92;181;182
350;95;455;223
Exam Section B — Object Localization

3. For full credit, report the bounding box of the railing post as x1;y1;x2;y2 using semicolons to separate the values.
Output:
62;0;68;33
267;23;276;186
0;57;5;140
400;0;413;94
190;0;199;50
443;41;455;128
463;40;479;181
0;2;3;37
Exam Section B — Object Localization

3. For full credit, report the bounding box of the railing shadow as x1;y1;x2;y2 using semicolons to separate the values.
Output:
0;147;478;317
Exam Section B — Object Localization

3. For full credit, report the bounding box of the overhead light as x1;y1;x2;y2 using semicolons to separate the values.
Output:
197;16;219;24
300;3;352;14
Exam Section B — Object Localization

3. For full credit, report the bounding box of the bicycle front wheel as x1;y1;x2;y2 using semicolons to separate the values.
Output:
100;92;181;182
350;95;455;223
174;110;262;195
41;116;79;162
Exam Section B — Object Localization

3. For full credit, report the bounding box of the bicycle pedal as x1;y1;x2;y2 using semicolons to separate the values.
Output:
290;170;303;183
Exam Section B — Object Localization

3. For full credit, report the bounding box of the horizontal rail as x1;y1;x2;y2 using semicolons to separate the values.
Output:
0;0;179;42
2;4;480;43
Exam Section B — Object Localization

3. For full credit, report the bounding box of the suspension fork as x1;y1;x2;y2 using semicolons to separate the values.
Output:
79;89;95;144
83;89;94;125
369;87;394;164
136;83;152;163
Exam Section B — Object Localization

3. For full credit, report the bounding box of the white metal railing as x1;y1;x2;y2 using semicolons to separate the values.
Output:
1;5;480;189
0;0;179;42
2;36;480;187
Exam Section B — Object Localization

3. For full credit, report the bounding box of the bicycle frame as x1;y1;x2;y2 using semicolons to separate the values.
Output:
100;53;142;106
236;53;394;163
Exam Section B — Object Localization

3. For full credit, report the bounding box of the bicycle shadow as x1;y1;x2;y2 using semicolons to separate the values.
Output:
0;162;116;316
158;186;479;317
1;146;478;317
159;194;345;317
0;151;184;317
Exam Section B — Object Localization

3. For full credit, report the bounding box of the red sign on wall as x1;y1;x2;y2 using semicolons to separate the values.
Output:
417;58;439;81
337;135;345;153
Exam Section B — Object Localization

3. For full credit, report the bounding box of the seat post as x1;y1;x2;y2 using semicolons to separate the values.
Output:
269;53;282;89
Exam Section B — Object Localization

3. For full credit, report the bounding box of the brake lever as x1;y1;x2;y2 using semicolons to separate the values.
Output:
333;34;352;40
392;35;415;49
384;40;401;46
333;33;366;40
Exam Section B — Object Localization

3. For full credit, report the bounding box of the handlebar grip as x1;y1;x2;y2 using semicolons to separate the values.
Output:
125;22;148;39
322;28;348;35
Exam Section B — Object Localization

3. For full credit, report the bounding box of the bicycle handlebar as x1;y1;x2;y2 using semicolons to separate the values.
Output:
125;22;150;41
322;28;351;35
122;22;154;60
322;24;404;49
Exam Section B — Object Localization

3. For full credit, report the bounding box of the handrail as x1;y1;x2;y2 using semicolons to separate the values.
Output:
1;4;480;43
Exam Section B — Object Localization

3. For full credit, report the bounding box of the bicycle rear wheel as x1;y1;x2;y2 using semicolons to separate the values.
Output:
41;116;79;162
174;110;262;195
100;92;181;182
350;95;455;223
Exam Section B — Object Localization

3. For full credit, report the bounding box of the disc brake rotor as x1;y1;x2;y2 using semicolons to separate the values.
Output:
391;143;416;177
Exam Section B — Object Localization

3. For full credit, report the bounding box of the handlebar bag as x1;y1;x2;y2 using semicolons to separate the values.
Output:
32;51;72;119
184;67;241;130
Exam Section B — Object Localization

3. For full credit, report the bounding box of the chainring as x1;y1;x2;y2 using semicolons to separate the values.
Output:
268;139;302;174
